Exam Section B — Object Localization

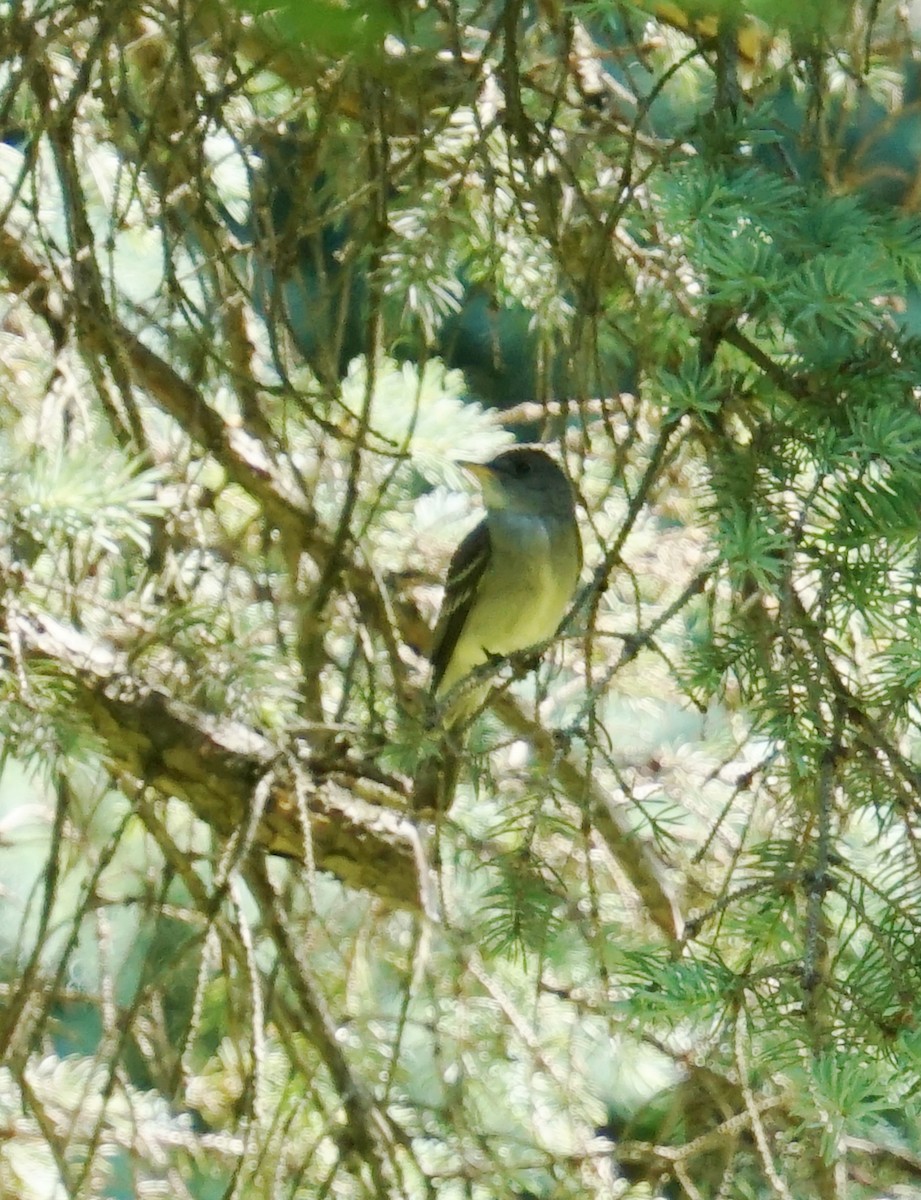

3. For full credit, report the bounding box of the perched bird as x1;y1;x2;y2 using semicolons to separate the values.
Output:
430;446;582;725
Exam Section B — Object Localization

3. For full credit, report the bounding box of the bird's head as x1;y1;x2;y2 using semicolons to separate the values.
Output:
461;447;574;520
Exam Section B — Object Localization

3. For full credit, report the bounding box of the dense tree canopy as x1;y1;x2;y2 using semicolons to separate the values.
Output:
3;0;921;1196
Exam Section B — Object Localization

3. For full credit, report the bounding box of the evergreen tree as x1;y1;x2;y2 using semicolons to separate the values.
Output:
1;0;921;1196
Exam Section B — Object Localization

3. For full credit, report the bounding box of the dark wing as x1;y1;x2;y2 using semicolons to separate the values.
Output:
430;519;491;692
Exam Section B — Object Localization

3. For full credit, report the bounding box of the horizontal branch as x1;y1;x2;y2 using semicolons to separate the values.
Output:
21;610;426;909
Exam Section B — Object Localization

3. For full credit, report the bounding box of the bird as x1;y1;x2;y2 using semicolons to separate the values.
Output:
430;445;582;726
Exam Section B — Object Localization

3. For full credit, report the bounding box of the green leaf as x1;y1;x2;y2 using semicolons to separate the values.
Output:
231;0;395;57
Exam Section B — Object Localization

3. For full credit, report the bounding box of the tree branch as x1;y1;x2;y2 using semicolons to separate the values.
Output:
490;692;683;942
20;609;428;908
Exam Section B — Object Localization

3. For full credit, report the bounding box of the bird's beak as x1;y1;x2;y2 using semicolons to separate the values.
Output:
458;461;493;482
458;461;505;507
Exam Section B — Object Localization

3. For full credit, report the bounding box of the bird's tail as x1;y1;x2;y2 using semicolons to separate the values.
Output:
413;741;461;813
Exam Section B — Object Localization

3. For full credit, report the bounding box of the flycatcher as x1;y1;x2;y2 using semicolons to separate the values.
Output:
430;446;582;723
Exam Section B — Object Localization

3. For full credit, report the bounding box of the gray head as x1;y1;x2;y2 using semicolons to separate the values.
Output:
462;447;575;520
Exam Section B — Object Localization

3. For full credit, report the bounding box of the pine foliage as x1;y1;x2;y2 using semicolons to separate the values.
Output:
1;0;921;1197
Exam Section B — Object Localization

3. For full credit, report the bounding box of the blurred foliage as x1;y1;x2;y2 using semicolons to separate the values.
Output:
2;0;921;1198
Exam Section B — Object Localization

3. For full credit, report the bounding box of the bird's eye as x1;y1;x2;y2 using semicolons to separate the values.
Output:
512;457;531;477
